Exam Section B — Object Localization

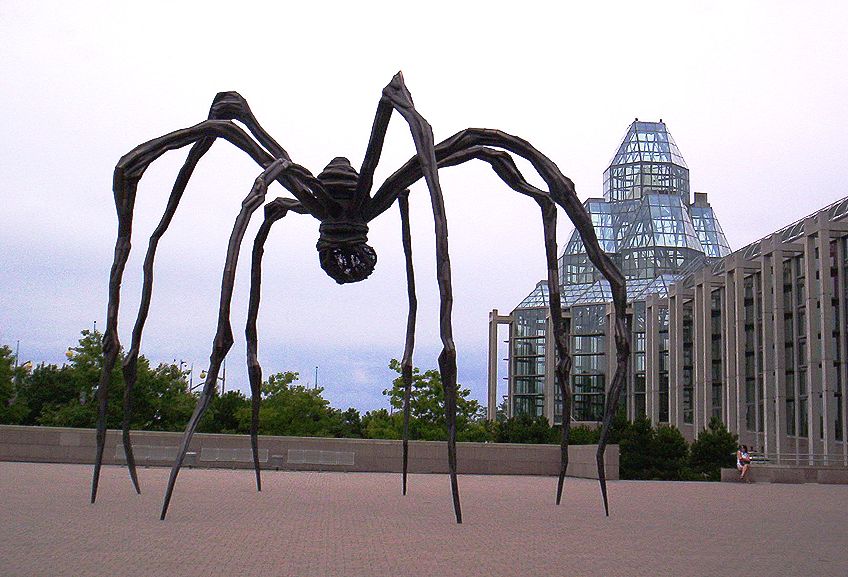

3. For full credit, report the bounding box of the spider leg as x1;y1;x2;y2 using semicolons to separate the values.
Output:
92;119;292;505
381;72;462;523
373;132;629;515
118;92;287;496
245;197;307;491
119;138;214;497
431;146;574;504
159;158;293;520
397;190;417;496
350;78;430;499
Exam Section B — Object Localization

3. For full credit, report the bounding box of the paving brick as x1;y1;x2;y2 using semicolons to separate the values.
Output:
1;462;846;577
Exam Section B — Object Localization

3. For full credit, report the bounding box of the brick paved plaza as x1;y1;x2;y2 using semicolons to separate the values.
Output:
2;462;846;577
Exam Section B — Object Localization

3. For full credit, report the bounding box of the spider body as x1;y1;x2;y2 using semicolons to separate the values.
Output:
91;73;630;526
314;157;377;283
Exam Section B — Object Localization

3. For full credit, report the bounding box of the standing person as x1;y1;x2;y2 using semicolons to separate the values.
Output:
736;445;752;482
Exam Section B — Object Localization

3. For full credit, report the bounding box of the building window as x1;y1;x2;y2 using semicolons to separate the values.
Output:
512;308;547;417
711;289;723;420
682;305;694;424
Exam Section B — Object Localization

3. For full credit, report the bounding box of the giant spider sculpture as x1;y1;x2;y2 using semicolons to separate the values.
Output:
91;72;630;523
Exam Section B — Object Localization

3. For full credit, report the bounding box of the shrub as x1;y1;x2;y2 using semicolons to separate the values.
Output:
688;416;738;481
567;425;600;445
618;415;655;479
495;414;556;444
651;424;688;480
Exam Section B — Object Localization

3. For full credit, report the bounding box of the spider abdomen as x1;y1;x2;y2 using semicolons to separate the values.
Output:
318;241;377;284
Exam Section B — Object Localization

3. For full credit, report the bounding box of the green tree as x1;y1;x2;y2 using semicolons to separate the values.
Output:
0;345;27;424
617;415;689;480
361;408;402;439
495;414;556;444
687;416;738;481
618;415;655;479
567;424;601;445
382;359;483;441
495;398;509;423
651;424;689;480
9;330;197;432
251;371;340;437
198;390;250;434
329;407;364;438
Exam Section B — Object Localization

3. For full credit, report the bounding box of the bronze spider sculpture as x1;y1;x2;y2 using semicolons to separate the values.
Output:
91;72;630;523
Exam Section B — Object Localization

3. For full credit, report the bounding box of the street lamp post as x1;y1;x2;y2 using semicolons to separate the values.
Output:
199;358;226;395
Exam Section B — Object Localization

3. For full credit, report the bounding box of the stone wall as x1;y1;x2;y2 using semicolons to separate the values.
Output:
0;425;618;479
720;465;848;484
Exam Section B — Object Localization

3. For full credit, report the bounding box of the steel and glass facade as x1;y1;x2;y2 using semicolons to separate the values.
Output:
487;119;848;464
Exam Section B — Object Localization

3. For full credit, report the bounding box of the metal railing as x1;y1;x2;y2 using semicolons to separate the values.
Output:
750;451;848;467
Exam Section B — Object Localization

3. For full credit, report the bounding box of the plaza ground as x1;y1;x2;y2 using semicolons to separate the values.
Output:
2;462;846;577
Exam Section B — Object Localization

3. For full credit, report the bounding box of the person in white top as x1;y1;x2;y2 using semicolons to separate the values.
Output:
736;445;752;482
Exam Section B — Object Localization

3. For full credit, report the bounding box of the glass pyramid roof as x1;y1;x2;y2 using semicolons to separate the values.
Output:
603;120;690;204
608;120;688;168
517;120;732;310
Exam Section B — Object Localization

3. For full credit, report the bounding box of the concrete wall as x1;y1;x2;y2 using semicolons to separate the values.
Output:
720;466;848;484
0;425;618;480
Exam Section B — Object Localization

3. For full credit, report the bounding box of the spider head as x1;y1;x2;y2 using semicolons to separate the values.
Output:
316;157;377;284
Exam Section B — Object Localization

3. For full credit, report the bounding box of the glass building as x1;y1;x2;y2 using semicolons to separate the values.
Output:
487;120;848;464
491;120;730;425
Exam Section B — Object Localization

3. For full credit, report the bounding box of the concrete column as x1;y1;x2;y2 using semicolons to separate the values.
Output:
669;287;693;430
668;291;681;428
752;271;764;451
693;279;708;433
488;310;514;421
815;221;837;463
723;268;739;433
646;296;660;423
730;263;748;442
759;251;776;458
487;310;499;421
837;236;848;465
803;232;821;462
769;248;788;463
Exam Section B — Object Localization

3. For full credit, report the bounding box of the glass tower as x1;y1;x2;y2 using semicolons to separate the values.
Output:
511;120;731;423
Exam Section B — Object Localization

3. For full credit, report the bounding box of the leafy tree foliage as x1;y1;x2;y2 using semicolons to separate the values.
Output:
329;407;364;439
381;359;484;441
198;391;250;434
651;424;689;480
687;416;738;481
617;415;689;480
253;371;342;437
2;330;193;431
361;408;402;440
496;414;557;444
0;345;27;424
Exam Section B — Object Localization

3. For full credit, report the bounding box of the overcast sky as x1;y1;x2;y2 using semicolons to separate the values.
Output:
1;1;846;413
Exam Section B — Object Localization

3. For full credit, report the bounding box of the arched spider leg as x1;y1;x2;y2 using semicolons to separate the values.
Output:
434;146;574;505
380;73;463;523
397;189;417;496
372;130;630;516
117;92;296;496
92;119;313;505
159;158;301;520
244;197;308;491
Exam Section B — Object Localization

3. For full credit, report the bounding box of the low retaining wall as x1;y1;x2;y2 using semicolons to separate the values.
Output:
720;465;848;484
0;425;618;480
